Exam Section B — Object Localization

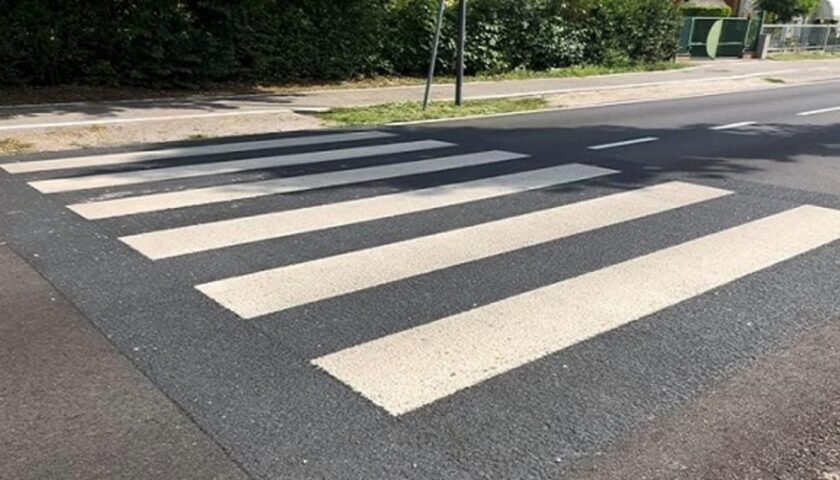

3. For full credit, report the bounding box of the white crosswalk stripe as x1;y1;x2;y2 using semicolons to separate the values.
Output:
30;140;453;193
68;150;529;219
0;131;395;174
120;163;617;259
196;182;730;319
17;130;839;418
313;205;840;415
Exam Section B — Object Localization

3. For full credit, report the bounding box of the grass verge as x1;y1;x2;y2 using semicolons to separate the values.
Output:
0;138;34;155
467;62;688;82
0;63;688;106
770;51;840;61
316;97;549;126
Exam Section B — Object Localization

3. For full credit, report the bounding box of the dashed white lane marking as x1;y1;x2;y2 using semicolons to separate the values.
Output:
587;137;659;150
313;205;840;416
797;106;840;117
0;108;297;132
30;140;453;193
0;131;395;174
710;121;757;131
196;182;730;319
68;151;525;219
122;163;616;260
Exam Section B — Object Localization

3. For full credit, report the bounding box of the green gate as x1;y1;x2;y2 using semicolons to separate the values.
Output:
679;17;763;58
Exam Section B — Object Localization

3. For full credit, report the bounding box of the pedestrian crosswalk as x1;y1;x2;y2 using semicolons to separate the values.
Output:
314;205;840;415
31;139;453;193
196;182;729;318
67;150;525;219
4;129;840;417
121;162;617;259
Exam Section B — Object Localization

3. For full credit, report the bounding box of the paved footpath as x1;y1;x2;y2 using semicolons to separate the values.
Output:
1;59;837;133
0;239;248;479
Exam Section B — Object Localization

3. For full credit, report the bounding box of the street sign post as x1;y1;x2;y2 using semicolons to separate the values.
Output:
423;0;447;110
456;0;467;106
422;0;467;109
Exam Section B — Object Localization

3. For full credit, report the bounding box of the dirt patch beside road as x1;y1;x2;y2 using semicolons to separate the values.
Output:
0;111;324;155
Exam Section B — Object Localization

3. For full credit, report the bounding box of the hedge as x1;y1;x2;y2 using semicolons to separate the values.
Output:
0;0;681;88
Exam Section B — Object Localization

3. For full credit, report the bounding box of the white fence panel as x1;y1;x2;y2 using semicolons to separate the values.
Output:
762;24;840;52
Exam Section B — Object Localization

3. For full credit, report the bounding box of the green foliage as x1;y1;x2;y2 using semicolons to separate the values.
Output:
317;97;550;126
587;0;683;65
679;3;733;17
0;0;683;88
757;0;820;22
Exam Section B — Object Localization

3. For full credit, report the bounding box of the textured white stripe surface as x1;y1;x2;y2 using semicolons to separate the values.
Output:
30;140;452;193
798;106;840;116
122;163;617;259
313;205;840;415
587;137;658;150
710;121;757;131
197;182;730;319
69;150;526;219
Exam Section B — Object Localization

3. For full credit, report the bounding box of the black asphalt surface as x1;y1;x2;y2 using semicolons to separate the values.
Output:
1;81;840;479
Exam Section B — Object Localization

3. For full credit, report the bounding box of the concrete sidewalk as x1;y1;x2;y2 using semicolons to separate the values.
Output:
0;239;249;480
0;59;835;132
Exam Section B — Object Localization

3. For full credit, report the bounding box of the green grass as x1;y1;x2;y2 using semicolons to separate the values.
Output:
769;51;840;61
316;97;550;126
468;62;689;82
0;138;33;155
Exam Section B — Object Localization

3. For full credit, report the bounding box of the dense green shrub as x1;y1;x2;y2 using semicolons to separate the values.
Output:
679;3;733;17
756;0;820;22
386;0;445;76
587;0;682;65
386;0;594;75
0;0;682;88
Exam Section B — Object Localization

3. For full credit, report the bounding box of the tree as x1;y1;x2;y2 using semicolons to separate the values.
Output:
757;0;820;22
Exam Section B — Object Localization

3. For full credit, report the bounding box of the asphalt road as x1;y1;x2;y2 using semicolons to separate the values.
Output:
1;80;840;479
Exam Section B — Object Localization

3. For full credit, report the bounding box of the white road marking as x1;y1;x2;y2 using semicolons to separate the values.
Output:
587;137;659;150
313;205;840;415
68;151;525;219
122;163;617;260
29;140;452;193
797;106;840;117
0;131;395;174
0;108;297;132
197;182;730;319
710;121;757;130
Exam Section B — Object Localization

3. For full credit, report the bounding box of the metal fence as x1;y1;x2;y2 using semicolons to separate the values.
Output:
761;24;840;52
679;17;763;58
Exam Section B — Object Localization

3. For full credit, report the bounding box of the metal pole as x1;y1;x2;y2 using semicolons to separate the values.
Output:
455;0;467;106
823;25;831;53
423;0;447;110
